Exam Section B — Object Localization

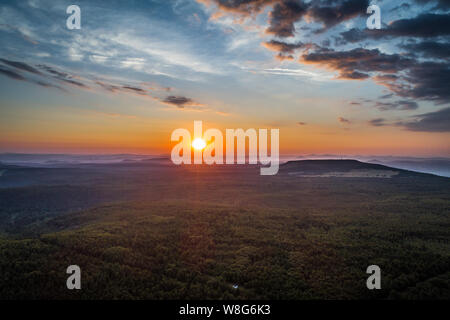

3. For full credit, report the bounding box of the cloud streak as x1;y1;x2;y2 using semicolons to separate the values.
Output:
396;107;450;132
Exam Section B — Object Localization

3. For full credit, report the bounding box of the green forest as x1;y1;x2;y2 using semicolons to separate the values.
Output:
0;160;449;299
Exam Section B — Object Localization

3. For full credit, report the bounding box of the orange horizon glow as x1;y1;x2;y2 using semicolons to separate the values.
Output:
0;110;449;157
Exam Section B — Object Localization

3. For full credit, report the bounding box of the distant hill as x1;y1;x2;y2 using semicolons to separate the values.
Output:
0;162;24;169
280;159;427;178
367;159;450;178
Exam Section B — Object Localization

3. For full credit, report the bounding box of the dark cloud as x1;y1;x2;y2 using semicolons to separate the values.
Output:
0;65;65;91
122;86;147;95
204;0;276;14
375;100;419;111
368;118;386;126
0;58;42;75
401;41;450;59
203;0;369;37
202;0;304;37
297;121;306;125
390;3;411;12
37;64;89;89
0;60;178;100
338;70;369;79
388;62;450;104
162;95;203;108
321;39;330;47
96;81;153;98
96;81;121;93
203;0;449;108
37;64;70;78
204;0;450;108
349;101;361;105
307;0;369;32
368;13;450;38
275;53;295;60
0;67;26;80
263;40;318;59
373;74;398;81
338;14;450;45
396;107;450;132
338;28;366;44
34;81;65;91
414;0;450;11
379;93;394;99
263;40;305;53
0;60;93;91
59;78;87;88
301;47;413;79
300;47;450;105
397;100;419;110
266;0;307;37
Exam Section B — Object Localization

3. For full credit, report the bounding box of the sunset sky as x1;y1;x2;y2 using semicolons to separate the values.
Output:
0;0;449;156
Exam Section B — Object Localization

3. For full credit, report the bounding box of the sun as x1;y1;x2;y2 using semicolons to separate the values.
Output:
192;138;206;150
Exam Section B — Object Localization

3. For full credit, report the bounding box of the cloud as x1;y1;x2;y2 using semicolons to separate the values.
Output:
390;3;411;12
95;81;150;96
337;28;366;44
368;118;386;127
201;0;369;37
297;121;306;125
200;0;450;107
338;70;369;80
401;41;450;59
414;0;450;11
37;64;89;89
396;107;450;132
89;55;109;64
34;80;65;91
379;93;394;99
386;62;450;104
58;78;88;88
298;46;450;105
263;40;305;54
95;81;121;93
0;64;65;91
110;32;219;74
0;59;42;75
306;0;369;32
375;100;419;111
266;0;308;37
367;13;450;38
0;56;209;113
263;40;318;60
120;57;146;70
122;85;147;95
253;67;326;80
338;116;350;124
161;95;205;109
0;66;26;80
339;14;450;44
199;0;276;15
0;59;162;96
373;74;398;81
300;47;412;79
37;64;70;78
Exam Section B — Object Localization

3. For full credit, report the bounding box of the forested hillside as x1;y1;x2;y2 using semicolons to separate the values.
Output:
0;160;449;299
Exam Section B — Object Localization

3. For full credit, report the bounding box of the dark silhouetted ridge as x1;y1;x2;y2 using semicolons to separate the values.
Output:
281;159;425;177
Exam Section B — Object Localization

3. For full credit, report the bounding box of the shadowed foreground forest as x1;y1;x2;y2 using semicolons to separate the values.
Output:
0;159;449;299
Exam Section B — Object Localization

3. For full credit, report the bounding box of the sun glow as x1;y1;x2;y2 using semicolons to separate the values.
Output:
192;138;206;150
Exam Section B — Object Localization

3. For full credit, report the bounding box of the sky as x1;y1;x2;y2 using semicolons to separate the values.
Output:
0;0;449;156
